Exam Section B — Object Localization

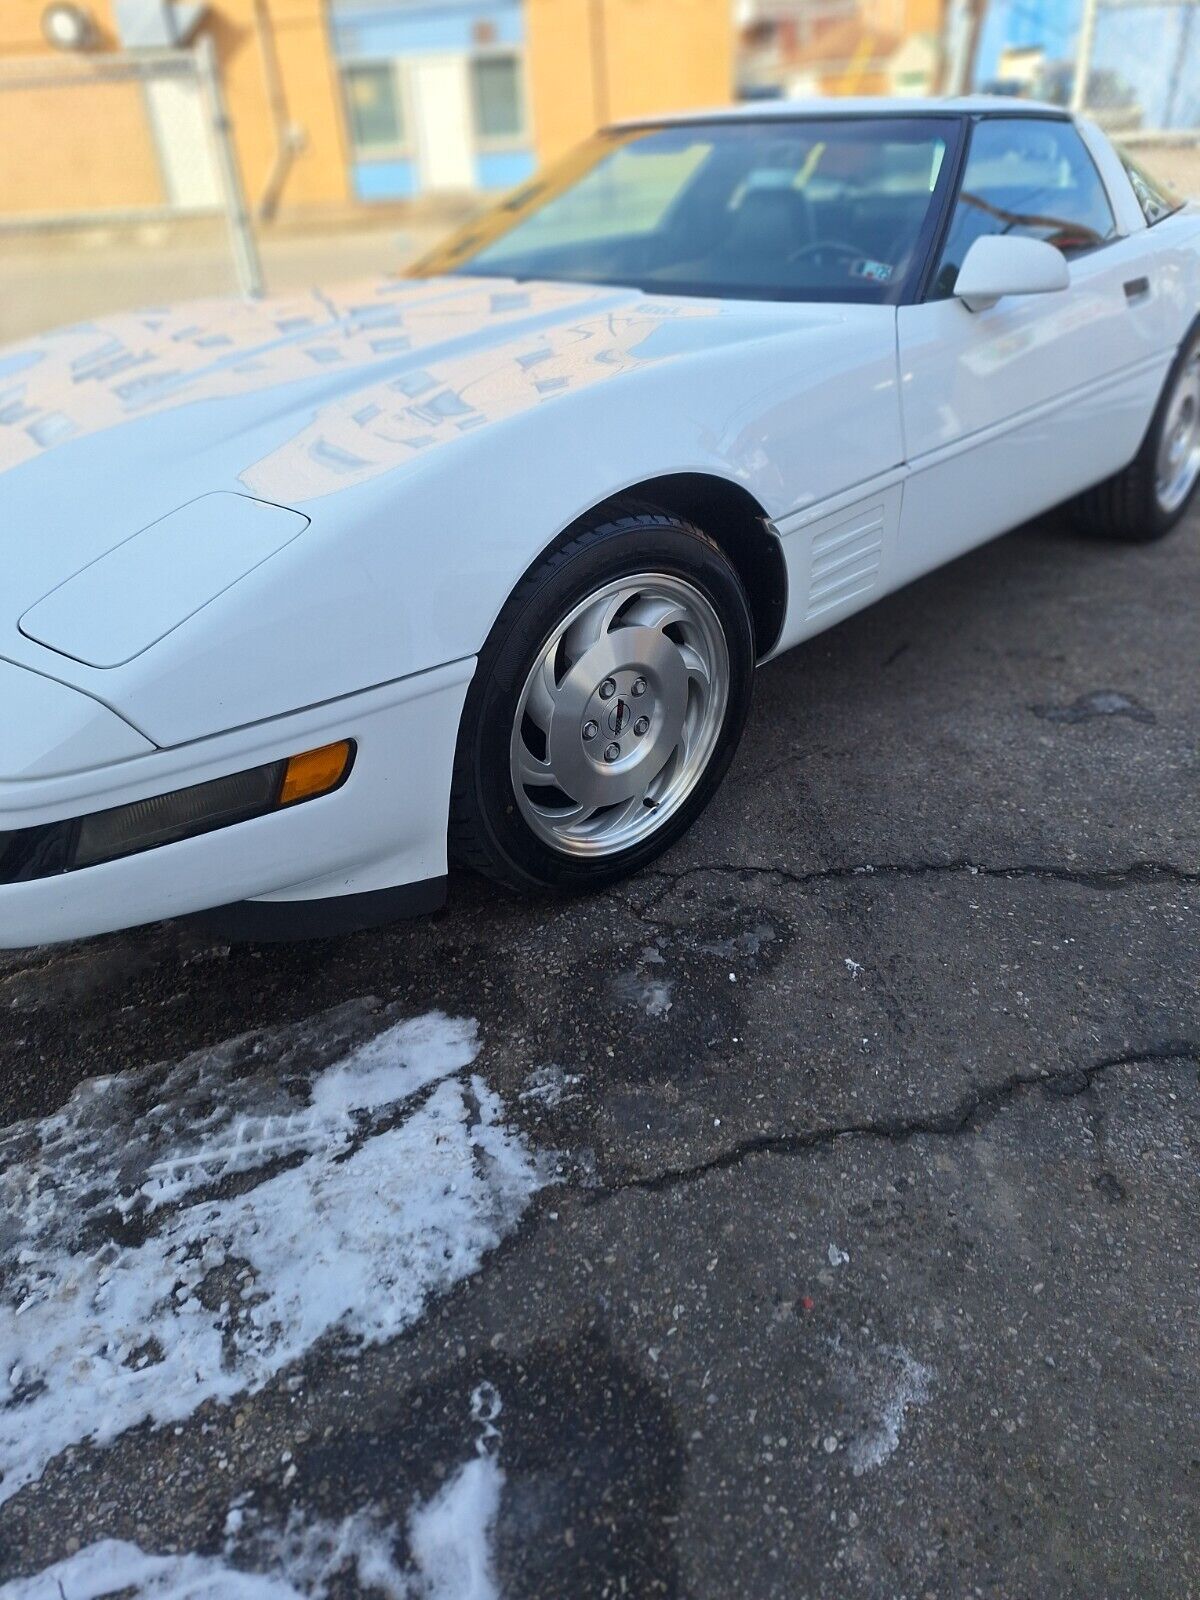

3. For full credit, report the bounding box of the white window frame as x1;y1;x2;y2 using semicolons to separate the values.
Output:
468;47;530;152
340;57;414;162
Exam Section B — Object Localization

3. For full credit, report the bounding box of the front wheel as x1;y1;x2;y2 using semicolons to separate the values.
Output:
449;512;755;894
1072;324;1200;542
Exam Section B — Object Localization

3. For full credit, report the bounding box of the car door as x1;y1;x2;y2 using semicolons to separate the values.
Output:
894;114;1169;588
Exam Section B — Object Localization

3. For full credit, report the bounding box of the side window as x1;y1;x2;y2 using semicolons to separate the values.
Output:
931;118;1118;300
1118;148;1182;226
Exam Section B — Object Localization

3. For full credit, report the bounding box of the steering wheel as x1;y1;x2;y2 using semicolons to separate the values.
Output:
787;240;864;267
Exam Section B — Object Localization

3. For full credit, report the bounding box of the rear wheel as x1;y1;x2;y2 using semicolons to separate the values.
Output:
1072;324;1200;542
450;512;755;894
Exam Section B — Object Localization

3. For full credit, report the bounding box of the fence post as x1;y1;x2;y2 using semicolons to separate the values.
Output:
1071;0;1099;114
195;34;264;298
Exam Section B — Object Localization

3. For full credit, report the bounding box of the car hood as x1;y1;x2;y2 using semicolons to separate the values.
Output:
0;273;837;627
0;272;897;746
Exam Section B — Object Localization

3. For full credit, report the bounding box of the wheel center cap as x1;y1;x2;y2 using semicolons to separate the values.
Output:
608;697;632;735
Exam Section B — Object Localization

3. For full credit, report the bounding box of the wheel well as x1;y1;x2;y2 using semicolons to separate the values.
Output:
592;473;787;659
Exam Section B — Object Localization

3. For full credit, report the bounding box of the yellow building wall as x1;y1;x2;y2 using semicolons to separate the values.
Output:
0;0;348;219
527;0;733;166
208;0;350;213
860;0;944;39
0;0;732;218
0;0;119;53
0;0;165;214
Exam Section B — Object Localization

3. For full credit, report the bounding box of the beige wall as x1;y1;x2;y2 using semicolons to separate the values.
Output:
0;1;166;214
0;0;349;218
0;0;732;218
0;0;119;53
208;0;351;213
527;0;734;165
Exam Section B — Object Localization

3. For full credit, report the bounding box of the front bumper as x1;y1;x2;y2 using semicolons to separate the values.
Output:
0;658;474;950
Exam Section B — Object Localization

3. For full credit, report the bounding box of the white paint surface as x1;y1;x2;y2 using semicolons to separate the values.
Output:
410;56;475;192
144;76;223;212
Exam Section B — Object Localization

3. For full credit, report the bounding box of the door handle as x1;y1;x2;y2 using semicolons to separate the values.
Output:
1124;276;1151;303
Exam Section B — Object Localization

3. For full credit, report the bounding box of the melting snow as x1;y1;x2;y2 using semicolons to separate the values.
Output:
518;1065;581;1109
0;1541;303;1599
612;971;674;1019
0;1454;505;1599
0;1004;546;1507
843;1344;934;1477
406;1455;504;1600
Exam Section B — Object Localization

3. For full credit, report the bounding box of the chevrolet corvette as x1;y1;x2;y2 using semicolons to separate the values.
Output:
2;98;1197;946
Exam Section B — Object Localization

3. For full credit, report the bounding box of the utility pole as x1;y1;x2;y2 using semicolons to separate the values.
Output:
1071;0;1098;111
1164;0;1196;127
940;0;988;94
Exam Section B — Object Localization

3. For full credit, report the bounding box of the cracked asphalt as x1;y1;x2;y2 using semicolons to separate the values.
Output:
2;507;1198;1597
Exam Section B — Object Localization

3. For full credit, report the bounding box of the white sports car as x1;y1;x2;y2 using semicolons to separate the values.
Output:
2;99;1198;947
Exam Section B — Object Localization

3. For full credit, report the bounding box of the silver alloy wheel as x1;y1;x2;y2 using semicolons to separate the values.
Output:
510;573;730;858
1156;346;1200;516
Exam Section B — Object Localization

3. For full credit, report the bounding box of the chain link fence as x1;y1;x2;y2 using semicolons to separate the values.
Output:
980;0;1200;194
1076;0;1198;127
1078;0;1200;196
0;39;261;295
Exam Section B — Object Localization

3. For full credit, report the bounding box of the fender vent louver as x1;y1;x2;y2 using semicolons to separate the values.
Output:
805;504;884;621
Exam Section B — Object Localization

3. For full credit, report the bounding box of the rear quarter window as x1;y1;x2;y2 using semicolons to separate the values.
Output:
1118;147;1184;226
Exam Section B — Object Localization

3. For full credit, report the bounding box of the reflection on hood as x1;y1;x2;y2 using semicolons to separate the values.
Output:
240;298;719;502
0;275;718;498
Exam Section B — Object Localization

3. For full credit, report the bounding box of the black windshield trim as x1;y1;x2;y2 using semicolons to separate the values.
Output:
604;109;1072;143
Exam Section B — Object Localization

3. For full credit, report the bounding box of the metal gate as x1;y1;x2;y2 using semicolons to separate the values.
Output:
0;38;261;296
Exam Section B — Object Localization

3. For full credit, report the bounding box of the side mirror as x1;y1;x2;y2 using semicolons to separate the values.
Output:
954;234;1070;313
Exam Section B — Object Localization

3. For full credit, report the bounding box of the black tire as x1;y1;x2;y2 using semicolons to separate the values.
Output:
449;511;755;895
1071;321;1200;543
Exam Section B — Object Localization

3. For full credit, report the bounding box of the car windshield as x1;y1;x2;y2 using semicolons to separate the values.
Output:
408;117;959;304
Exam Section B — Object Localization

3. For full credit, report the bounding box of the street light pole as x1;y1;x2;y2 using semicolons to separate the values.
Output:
940;0;988;94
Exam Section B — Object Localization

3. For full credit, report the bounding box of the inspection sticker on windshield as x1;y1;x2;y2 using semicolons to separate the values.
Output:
851;258;894;283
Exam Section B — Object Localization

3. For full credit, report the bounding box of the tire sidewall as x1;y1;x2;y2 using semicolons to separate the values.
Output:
456;519;755;892
1146;321;1200;536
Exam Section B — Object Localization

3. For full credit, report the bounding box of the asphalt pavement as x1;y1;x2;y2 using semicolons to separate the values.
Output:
1;507;1197;1598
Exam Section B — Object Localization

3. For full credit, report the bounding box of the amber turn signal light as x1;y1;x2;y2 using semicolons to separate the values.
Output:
279;740;354;806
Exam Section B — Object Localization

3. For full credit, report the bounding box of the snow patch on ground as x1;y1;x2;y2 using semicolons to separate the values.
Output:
407;1455;504;1600
0;1004;546;1507
0;1540;300;1598
518;1065;581;1109
612;971;673;1019
696;924;776;959
840;1342;934;1477
0;1454;505;1599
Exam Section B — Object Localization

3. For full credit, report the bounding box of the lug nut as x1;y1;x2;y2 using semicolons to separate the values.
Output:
603;743;621;763
633;715;650;736
599;678;617;700
631;677;647;697
582;720;599;742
